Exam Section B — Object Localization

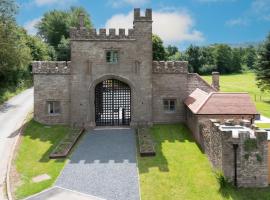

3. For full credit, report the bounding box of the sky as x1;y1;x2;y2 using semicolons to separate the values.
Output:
16;0;270;50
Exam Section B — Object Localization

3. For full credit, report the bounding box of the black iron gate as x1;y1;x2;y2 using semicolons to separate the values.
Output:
95;79;131;126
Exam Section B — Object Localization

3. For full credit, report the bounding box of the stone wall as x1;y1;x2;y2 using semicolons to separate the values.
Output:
33;61;71;125
201;119;268;187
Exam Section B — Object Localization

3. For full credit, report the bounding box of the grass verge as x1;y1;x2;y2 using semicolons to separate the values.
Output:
202;72;270;118
138;124;270;200
256;123;270;129
0;81;32;105
14;119;70;199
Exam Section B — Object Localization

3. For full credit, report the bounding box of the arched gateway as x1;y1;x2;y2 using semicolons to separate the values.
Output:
95;79;131;126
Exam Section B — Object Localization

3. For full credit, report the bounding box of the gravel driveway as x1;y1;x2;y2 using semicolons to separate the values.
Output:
56;128;140;200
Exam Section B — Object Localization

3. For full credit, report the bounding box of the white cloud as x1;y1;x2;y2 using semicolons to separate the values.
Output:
108;0;150;8
226;18;248;26
24;18;41;35
34;0;77;6
105;10;204;44
251;0;270;21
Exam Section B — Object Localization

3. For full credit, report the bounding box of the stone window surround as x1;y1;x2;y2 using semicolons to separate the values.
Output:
163;98;177;113
46;100;61;116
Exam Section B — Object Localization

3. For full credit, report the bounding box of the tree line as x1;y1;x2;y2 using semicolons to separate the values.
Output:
152;35;258;75
0;1;270;94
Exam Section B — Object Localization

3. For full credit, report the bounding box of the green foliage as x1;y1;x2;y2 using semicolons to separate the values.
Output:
0;0;18;21
244;153;250;160
245;45;257;69
244;138;257;152
255;32;270;92
26;36;53;61
36;6;92;61
214;170;230;189
166;45;178;58
186;45;203;73
152;34;166;61
215;44;233;74
56;36;70;61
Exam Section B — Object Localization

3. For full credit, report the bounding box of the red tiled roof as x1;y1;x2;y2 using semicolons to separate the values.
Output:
184;88;258;115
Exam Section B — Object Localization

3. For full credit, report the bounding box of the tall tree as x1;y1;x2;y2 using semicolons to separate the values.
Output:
36;6;92;60
0;0;18;21
245;45;257;69
215;44;232;74
186;45;202;73
231;48;242;73
255;32;270;92
152;34;166;61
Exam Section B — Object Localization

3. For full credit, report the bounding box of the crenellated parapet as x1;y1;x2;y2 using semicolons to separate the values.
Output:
134;8;152;21
70;28;135;40
32;61;71;74
152;61;188;74
208;119;268;187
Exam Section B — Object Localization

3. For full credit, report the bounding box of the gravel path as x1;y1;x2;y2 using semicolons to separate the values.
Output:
56;128;140;200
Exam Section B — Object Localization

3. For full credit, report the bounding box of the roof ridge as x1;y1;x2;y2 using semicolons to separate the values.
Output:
194;92;214;114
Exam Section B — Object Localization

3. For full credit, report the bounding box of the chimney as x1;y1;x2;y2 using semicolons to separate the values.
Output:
212;72;220;91
79;13;85;28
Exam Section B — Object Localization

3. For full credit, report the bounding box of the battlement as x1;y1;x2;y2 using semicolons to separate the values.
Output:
152;61;188;74
212;119;268;141
70;28;135;40
207;119;268;187
32;61;71;74
134;8;152;21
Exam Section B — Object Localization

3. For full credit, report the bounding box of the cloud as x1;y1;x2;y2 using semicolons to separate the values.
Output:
251;0;270;21
34;0;77;6
108;0;150;8
105;10;204;44
226;18;248;26
24;18;41;35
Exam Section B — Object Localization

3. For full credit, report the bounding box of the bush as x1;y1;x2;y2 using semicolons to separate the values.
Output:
214;170;230;188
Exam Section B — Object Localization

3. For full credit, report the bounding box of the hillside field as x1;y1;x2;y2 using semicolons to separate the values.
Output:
202;72;270;118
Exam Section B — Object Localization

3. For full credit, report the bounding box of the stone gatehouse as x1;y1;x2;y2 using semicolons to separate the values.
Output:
32;8;217;128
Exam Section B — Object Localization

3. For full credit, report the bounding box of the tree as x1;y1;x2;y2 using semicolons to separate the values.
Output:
26;36;53;61
37;7;92;47
56;36;70;61
166;45;178;58
255;32;270;92
245;45;257;69
231;48;242;73
215;44;232;74
36;6;92;60
152;34;166;61
0;0;18;21
186;45;202;73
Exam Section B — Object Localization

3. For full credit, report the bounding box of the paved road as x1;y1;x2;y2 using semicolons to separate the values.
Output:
255;115;270;124
0;88;33;199
56;128;140;200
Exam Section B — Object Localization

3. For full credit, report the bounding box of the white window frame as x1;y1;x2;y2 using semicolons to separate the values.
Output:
163;99;176;113
106;50;118;64
47;101;61;115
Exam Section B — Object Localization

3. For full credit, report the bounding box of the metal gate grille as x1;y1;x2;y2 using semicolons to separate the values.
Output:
95;79;131;126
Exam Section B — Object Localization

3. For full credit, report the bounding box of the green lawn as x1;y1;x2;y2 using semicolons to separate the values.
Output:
138;124;270;200
256;123;270;129
202;72;270;118
14;119;70;199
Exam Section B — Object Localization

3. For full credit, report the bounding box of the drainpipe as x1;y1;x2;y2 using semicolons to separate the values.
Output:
233;144;239;187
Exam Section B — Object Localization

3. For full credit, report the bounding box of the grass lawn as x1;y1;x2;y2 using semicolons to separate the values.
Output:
202;72;270;118
256;123;270;129
14;119;70;199
138;124;270;200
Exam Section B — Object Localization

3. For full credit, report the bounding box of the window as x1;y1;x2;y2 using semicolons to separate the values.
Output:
106;50;118;64
47;101;60;114
163;99;176;112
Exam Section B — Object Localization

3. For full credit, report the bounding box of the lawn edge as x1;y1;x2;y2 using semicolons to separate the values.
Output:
6;111;33;200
